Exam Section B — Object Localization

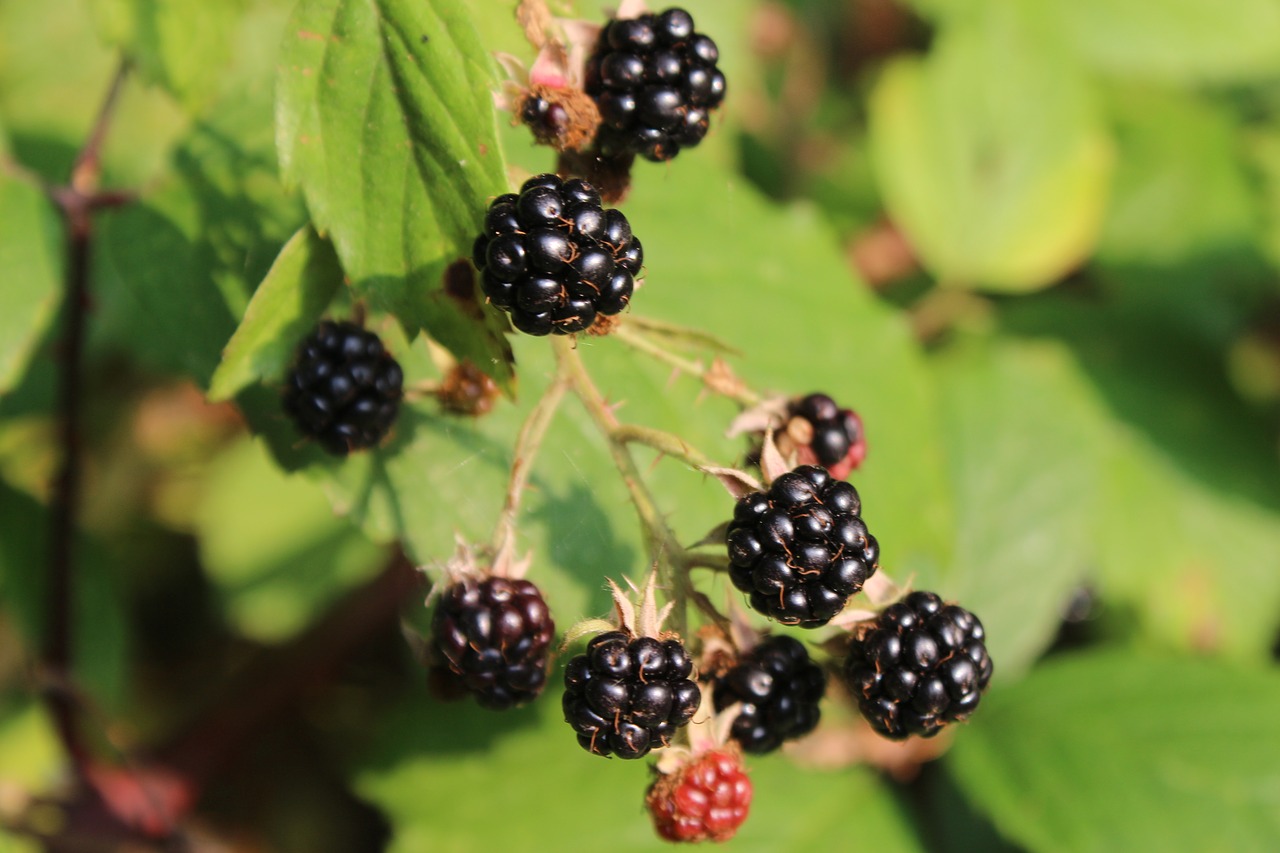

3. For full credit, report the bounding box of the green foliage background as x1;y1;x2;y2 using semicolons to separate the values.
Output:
2;0;1280;850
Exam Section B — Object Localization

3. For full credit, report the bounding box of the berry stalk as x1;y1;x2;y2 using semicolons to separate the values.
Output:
490;372;570;568
613;319;761;407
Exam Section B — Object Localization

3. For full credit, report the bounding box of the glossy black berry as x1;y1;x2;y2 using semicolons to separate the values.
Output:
431;576;556;710
473;175;643;334
282;320;403;456
713;635;826;754
586;7;726;161
563;631;700;758
726;465;878;627
844;591;993;740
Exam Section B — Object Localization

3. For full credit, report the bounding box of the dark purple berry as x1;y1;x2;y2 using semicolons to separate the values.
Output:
431;577;556;710
713;636;826;754
283;321;402;456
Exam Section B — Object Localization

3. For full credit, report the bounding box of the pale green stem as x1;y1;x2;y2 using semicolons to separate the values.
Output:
613;322;762;407
490;373;570;570
611;423;716;470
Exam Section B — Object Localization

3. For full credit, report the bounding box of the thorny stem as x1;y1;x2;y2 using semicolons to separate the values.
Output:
490;373;570;570
613;321;762;407
611;423;716;470
552;337;730;637
44;59;133;778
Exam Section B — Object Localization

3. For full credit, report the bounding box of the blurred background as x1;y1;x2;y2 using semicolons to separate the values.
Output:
2;0;1280;850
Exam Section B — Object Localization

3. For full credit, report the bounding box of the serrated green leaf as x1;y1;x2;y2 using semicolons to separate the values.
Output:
196;437;386;642
0;173;62;396
1041;0;1280;84
276;0;513;389
88;0;243;107
356;678;924;852
950;651;1280;852
934;339;1107;677
209;226;343;402
868;7;1113;291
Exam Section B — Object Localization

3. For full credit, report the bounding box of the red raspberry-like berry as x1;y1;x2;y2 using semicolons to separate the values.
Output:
646;748;752;843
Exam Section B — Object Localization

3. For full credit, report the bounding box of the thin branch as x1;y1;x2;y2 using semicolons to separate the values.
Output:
71;61;131;195
613;321;761;407
610;423;716;470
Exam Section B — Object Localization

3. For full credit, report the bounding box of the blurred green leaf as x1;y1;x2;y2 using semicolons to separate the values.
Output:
196;437;387;642
356;678;923;852
950;651;1280;852
1042;0;1280;84
209;227;343;402
869;7;1113;290
0;173;62;396
88;0;243;106
0;700;61;790
276;0;514;390
934;339;1107;676
1097;89;1258;268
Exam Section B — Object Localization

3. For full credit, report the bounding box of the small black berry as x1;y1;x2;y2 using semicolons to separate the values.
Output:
473;176;643;335
844;591;993;739
713;635;826;754
586;7;726;161
282;320;403;456
431;576;556;710
562;630;700;758
725;465;878;627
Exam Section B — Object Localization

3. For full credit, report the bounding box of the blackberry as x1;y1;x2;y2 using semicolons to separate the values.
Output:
789;393;867;478
726;465;878;627
562;630;700;758
431;576;555;710
472;174;643;335
712;635;826;753
845;591;993;740
585;7;726;161
282;320;403;456
646;747;752;843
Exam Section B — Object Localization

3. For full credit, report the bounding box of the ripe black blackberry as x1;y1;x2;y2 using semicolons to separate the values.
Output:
713;635;826;754
431;576;555;710
845;591;993;740
726;465;878;627
585;7;726;162
282;320;403;456
562;630;700;758
789;393;866;478
472;174;643;335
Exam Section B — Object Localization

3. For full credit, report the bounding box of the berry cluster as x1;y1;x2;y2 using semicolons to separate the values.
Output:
431;577;556;710
563;631;700;758
845;591;993;740
282;320;403;456
713;635;826;754
586;7;726;162
788;393;866;479
726;465;879;627
472;174;642;336
646;748;753;843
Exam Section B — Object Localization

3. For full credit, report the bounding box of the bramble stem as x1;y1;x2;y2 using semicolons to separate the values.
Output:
614;320;762;407
45;59;133;778
611;423;716;470
490;373;569;570
552;336;695;636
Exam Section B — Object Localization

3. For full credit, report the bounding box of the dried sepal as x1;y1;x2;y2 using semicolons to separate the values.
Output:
700;465;763;500
725;395;789;439
757;428;793;485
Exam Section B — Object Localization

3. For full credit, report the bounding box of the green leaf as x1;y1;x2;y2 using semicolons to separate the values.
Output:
950;651;1280;852
868;7;1113;290
88;0;243;106
276;0;513;389
934;339;1107;676
0;173;62;396
356;679;924;852
1041;0;1280;84
195;437;386;642
208;226;343;402
1097;89;1258;268
0;700;61;791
